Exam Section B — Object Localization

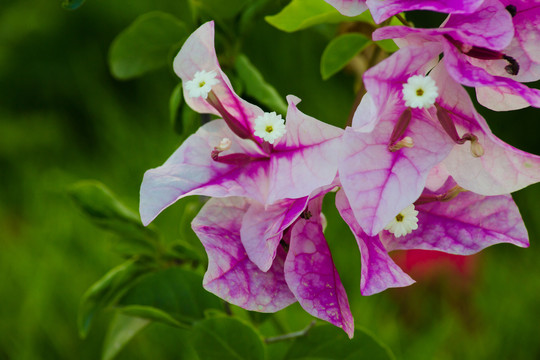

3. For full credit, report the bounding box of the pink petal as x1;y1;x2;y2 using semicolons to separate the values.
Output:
139;120;268;225
336;190;414;296
240;197;309;272
173;21;263;135
267;96;344;204
425;163;451;191
192;197;297;312
443;42;540;108
361;44;441;129
367;0;485;24
340;111;454;236
284;196;354;338
373;0;513;51
430;61;540;195
381;191;529;253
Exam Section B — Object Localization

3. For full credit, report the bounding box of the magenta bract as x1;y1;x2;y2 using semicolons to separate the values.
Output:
140;22;344;225
192;194;354;338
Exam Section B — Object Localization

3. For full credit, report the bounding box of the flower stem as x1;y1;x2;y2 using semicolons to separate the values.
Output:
395;14;411;27
264;320;316;344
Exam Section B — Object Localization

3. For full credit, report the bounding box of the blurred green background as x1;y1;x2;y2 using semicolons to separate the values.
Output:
1;0;539;359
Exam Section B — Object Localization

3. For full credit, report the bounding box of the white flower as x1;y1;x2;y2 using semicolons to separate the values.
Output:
253;112;286;144
402;75;439;109
384;204;419;237
185;70;220;99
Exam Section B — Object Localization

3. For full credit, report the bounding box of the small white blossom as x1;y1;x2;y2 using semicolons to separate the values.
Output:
402;75;439;109
253;112;286;144
384;204;419;238
185;70;220;99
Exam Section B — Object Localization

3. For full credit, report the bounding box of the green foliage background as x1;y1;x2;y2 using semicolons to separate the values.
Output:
1;0;539;359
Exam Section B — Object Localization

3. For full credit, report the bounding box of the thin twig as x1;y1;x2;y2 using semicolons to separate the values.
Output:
395;14;411;27
264;320;317;344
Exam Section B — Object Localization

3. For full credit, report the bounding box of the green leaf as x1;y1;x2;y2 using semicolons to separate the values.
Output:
118;267;222;324
320;33;371;80
191;0;252;20
61;0;85;10
265;0;373;33
284;324;395;360
169;83;183;132
119;305;189;329
234;54;288;115
78;259;151;338
102;313;150;360
192;317;266;360
166;240;203;264
174;103;202;139
109;11;188;80
375;39;399;53
69;180;158;254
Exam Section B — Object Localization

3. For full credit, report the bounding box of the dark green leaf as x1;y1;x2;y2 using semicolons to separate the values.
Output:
119;305;189;329
192;317;266;360
61;0;85;10
118;267;222;324
166;240;203;263
265;0;373;33
102;313;150;360
284;324;395;360
320;33;371;80
109;12;188;80
175;103;202;139
78;259;151;338
191;0;252;20
69;180;158;255
169;83;183;133
234;54;288;115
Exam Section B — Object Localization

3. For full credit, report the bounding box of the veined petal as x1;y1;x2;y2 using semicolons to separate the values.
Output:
240;197;309;272
443;41;540;109
336;190;414;296
367;0;485;24
192;197;297;312
284;197;354;338
267;96;344;204
515;5;540;68
140;120;268;226
430;61;540;195
444;118;540;195
339;110;453;236
373;0;513;51
362;44;442;130
381;189;529;253
173;21;263;135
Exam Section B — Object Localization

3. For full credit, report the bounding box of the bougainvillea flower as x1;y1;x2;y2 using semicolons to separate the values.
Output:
192;194;354;338
345;42;540;236
336;175;529;295
472;0;540;110
374;0;540;110
139;22;343;226
324;0;484;24
430;58;540;196
339;44;455;236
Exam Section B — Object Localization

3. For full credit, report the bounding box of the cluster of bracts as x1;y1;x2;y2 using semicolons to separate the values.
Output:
139;1;540;338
